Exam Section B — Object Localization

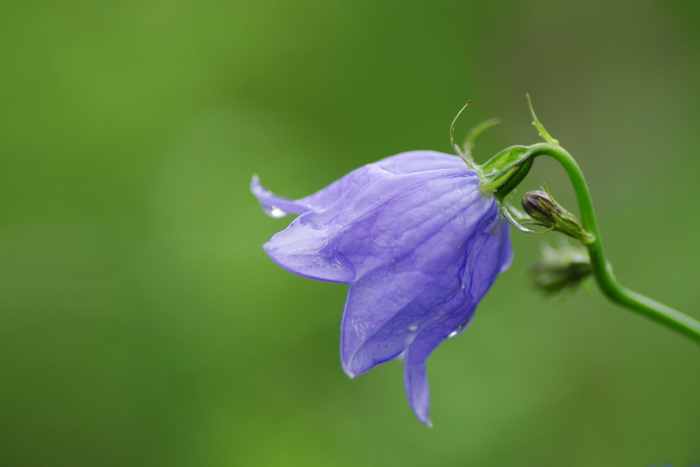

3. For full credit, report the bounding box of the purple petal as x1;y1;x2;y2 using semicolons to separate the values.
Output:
340;211;510;424
251;175;310;218
252;151;466;218
297;150;468;211
498;226;514;274
340;181;494;375
255;151;476;283
404;311;474;426
403;216;511;425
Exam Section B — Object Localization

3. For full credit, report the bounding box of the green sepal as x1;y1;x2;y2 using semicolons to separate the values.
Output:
526;93;559;146
478;146;532;198
463;117;502;157
480;145;529;174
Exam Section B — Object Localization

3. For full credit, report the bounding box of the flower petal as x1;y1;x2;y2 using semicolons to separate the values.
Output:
252;151;466;218
251;174;311;218
297;150;468;211
498;227;514;273
342;238;476;378
403;311;474;426
403;216;511;425
257;152;477;283
340;181;497;376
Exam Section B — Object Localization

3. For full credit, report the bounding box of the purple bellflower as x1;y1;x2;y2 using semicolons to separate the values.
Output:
252;150;512;425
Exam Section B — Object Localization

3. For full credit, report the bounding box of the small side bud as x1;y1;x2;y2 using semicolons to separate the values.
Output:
522;187;595;245
529;243;592;297
522;190;560;224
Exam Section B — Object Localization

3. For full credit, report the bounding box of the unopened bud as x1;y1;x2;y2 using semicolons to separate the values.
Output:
522;188;595;245
529;243;592;296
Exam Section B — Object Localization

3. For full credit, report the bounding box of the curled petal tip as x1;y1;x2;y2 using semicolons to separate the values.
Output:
250;173;263;192
250;174;310;218
341;354;356;379
415;408;432;427
342;364;356;379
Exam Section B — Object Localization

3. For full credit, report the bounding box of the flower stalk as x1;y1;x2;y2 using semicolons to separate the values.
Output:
465;96;700;345
503;142;700;345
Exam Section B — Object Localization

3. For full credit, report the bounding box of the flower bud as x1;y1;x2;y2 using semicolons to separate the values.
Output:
529;243;592;296
522;188;595;245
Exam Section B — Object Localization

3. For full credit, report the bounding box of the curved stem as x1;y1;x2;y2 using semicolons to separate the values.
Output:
518;143;700;345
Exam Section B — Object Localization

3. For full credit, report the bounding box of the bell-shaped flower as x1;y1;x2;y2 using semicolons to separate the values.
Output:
251;150;513;426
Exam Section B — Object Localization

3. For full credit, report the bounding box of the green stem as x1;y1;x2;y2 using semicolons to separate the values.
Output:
514;143;700;345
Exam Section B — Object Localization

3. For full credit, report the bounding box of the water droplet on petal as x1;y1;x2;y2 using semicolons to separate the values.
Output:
448;318;470;338
268;206;287;218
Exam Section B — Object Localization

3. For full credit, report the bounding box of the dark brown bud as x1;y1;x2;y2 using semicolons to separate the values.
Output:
522;188;595;245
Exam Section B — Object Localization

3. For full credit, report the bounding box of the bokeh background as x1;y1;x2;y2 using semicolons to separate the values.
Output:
1;1;699;466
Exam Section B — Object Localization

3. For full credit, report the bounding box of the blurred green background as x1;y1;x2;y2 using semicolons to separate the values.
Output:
1;1;699;466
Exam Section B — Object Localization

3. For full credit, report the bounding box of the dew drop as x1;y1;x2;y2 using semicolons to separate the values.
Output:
448;318;470;338
269;206;287;218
